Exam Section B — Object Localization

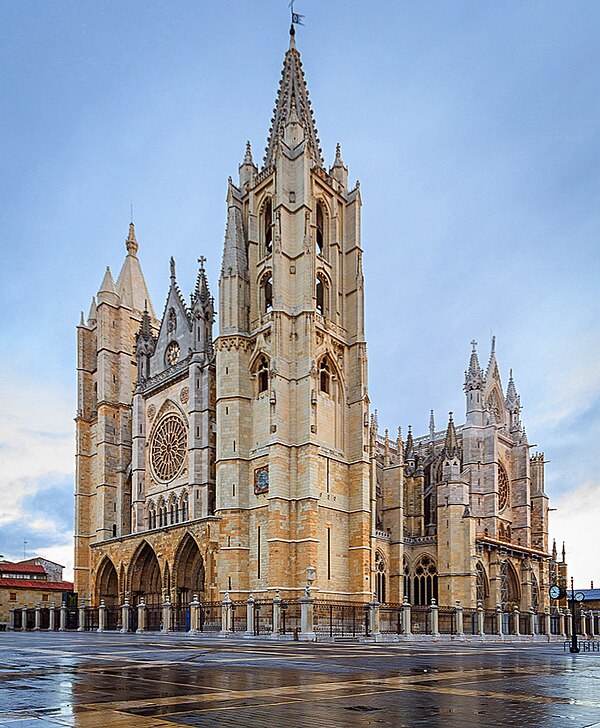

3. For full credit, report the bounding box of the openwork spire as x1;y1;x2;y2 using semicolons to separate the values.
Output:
263;31;323;168
464;339;484;391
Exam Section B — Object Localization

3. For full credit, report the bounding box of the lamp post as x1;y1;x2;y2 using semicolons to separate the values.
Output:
569;576;580;653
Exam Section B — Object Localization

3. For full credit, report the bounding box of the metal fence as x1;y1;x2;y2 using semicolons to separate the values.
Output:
438;608;456;635
313;601;370;638
281;600;301;635
199;602;222;632
380;605;403;635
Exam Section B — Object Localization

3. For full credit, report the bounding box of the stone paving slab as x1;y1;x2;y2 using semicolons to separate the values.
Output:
0;632;599;727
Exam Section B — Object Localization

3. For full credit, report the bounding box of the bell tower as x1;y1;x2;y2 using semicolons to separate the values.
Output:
215;27;371;600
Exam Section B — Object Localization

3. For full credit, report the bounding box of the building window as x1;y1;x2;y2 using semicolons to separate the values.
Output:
375;551;387;604
316;202;325;255
42;594;48;601
255;355;269;395
264;198;273;255
181;493;188;521
112;524;117;538
403;558;411;603
315;274;329;317
319;357;331;395
476;562;488;604
500;560;519;610
261;274;273;313
413;554;438;606
9;593;16;601
498;463;510;511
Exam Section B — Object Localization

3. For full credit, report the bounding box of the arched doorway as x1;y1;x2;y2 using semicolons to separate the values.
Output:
96;557;118;607
173;534;205;607
129;542;162;608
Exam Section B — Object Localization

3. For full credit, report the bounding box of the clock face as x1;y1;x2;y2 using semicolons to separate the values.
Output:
574;592;585;602
549;585;561;600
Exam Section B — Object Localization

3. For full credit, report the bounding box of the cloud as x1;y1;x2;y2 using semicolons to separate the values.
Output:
551;481;600;589
0;368;74;578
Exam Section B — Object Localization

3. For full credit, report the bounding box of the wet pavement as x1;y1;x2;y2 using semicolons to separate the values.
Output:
1;632;599;727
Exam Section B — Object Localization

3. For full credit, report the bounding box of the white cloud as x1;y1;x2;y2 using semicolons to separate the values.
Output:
0;367;73;527
551;481;600;589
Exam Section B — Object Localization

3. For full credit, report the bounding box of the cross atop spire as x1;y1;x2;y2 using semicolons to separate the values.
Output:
263;29;323;168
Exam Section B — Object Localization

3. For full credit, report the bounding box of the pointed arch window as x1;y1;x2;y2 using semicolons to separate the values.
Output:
500;560;520;610
315;273;330;317
316;202;325;255
375;551;387;604
476;562;488;604
531;571;539;611
181;492;189;522
255;355;270;396
413;554;438;606
403;557;411;603
261;274;273;313
319;357;331;395
264;198;273;255
498;462;510;511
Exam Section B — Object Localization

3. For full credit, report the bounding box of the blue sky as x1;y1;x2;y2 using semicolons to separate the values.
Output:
1;1;599;585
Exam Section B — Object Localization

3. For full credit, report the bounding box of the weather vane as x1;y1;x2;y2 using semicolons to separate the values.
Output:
289;0;305;27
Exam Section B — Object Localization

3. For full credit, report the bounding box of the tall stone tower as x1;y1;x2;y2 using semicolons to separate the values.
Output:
215;26;372;599
74;224;155;598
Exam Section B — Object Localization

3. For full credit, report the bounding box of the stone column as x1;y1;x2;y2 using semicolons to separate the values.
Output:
496;604;503;637
513;606;520;636
369;599;380;639
34;605;41;631
245;594;255;637
97;600;106;632
477;600;484;636
220;593;232;634
272;592;282;636
161;596;172;634
529;608;536;637
543;609;551;638
589;611;596;638
299;595;315;641
78;599;86;631
580;611;587;638
49;602;56;631
21;606;28;630
120;598;130;633
402;596;412;636
137;598;146;633
8;608;15;631
188;594;199;635
558;609;566;638
59;603;67;631
455;601;464;637
429;599;440;637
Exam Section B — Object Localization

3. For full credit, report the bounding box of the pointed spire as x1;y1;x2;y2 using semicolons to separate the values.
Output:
552;538;557;561
87;296;97;325
405;425;414;462
562;541;566;563
505;369;520;410
79;311;85;326
464;339;484;391
99;266;116;294
333;143;343;166
194;256;210;303
263;31;323;168
397;426;404;462
125;223;138;256
486;335;500;380
139;301;152;341
443;412;458;458
330;142;349;187
170;256;176;281
221;181;248;278
243;140;254;165
429;410;435;441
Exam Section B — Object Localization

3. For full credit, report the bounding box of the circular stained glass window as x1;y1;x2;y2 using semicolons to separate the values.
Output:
498;463;510;510
151;414;187;482
165;341;180;367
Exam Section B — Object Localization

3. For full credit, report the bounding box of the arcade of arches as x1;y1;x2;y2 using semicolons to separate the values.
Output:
95;535;207;608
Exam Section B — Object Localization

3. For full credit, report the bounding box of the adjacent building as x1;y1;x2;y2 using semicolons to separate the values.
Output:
0;559;73;625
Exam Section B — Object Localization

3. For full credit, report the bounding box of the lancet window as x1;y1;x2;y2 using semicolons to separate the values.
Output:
375;551;387;604
255;355;270;395
261;274;273;313
319;357;332;395
316;202;325;255
263;198;273;255
412;554;438;606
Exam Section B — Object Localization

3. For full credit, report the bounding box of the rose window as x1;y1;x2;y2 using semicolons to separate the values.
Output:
498;464;510;511
151;414;187;482
165;341;180;367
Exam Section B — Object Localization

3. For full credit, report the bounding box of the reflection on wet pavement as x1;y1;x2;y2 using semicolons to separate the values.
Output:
0;632;599;727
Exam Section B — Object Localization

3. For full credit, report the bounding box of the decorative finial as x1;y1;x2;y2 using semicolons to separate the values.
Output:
126;222;138;256
471;339;477;352
198;255;206;271
491;335;496;355
170;256;176;280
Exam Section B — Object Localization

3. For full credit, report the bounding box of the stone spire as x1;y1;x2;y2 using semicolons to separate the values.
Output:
191;257;214;357
562;541;566;563
116;223;155;316
429;410;435;442
135;302;156;383
443;412;459;459
330;142;349;188
221;180;248;278
505;368;522;434
486;335;500;382
263;27;323;168
464;339;484;391
239;141;257;190
87;296;97;326
99;266;117;295
404;425;414;463
396;426;404;463
552;538;557;560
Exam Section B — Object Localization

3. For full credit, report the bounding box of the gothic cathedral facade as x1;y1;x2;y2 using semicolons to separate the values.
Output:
74;29;562;615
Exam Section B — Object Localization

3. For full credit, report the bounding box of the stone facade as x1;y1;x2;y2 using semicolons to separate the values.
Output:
74;28;564;615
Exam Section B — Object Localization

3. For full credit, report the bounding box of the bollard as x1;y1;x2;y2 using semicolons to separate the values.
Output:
477;600;485;637
49;602;56;631
188;594;199;635
272;591;282;636
137;598;146;634
21;606;28;631
34;604;41;631
245;594;255;637
429;599;440;637
496;604;504;637
513;606;520;636
402;596;412;636
78;599;86;632
455;600;464;637
161;596;172;634
299;594;315;641
59;603;67;631
120;598;130;633
98;599;106;632
370;598;380;639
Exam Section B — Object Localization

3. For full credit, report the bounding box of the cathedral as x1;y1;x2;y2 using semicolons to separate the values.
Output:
74;26;562;621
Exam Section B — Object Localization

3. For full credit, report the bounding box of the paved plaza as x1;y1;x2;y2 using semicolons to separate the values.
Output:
0;632;599;727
